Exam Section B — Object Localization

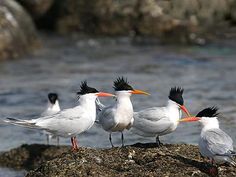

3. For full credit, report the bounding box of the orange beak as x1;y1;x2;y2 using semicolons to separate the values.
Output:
131;89;150;95
96;92;115;97
179;117;201;122
179;105;191;117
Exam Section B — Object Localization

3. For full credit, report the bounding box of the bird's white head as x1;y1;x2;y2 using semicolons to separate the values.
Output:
168;87;191;117
113;77;150;98
179;107;220;130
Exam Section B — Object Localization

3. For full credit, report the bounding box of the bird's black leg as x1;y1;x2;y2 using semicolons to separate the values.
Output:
56;136;60;146
156;136;163;147
109;133;114;148
121;132;124;147
46;134;49;145
71;137;75;150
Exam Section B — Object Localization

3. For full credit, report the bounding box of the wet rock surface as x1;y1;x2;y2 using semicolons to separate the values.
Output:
0;143;235;177
0;0;39;60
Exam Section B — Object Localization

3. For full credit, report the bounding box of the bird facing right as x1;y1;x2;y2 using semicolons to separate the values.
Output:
180;107;236;166
4;81;115;151
98;77;149;147
131;87;191;146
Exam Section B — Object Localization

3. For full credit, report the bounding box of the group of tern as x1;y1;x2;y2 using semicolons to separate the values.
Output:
2;77;235;169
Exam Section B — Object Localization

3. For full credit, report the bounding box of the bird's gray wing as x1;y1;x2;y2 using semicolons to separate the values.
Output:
35;106;86;129
201;129;233;156
132;107;172;136
134;107;167;122
98;106;117;131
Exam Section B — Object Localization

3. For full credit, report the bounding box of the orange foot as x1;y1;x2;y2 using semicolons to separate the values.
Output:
209;166;218;177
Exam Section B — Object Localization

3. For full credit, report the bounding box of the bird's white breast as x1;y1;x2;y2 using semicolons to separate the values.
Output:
111;93;133;132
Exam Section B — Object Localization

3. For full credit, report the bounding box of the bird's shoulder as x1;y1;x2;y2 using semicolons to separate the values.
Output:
202;128;232;143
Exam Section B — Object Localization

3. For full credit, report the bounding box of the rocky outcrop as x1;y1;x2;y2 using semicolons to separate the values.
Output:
0;0;39;60
0;144;235;177
17;0;54;19
0;144;69;170
23;0;236;44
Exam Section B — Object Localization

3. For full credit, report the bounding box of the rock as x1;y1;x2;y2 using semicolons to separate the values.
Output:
0;144;69;170
22;0;236;44
6;0;236;44
17;0;54;18
12;0;236;45
0;143;235;177
0;0;39;60
229;0;236;23
49;0;198;44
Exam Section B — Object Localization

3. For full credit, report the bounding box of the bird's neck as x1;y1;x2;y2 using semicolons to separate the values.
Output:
201;118;219;132
77;95;97;122
166;100;181;121
78;95;96;111
116;95;133;112
47;100;60;112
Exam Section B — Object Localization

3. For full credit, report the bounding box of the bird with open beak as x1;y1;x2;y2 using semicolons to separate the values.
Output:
97;77;150;147
131;87;191;146
179;107;236;168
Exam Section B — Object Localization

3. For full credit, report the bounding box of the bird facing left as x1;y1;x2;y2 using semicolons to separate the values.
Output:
180;107;236;167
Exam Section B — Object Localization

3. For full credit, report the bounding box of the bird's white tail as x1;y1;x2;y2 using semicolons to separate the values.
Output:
4;117;39;129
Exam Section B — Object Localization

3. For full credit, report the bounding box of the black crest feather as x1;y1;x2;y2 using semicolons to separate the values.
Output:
48;93;58;104
77;81;98;95
168;87;184;105
113;77;133;91
196;106;219;117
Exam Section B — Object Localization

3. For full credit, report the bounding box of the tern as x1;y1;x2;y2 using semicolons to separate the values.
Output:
131;87;191;146
98;77;149;147
179;107;236;166
4;81;114;151
41;93;61;145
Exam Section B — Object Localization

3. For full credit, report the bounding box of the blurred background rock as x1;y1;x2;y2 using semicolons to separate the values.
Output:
1;0;236;60
0;0;39;60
